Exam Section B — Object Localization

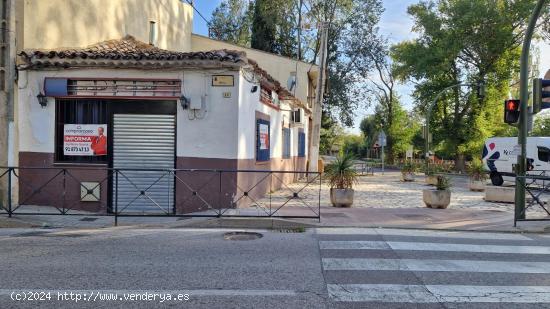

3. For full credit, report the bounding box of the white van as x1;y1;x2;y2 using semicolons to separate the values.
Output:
482;137;550;186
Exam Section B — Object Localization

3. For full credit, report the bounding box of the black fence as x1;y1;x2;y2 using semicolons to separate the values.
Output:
515;174;550;226
0;167;321;225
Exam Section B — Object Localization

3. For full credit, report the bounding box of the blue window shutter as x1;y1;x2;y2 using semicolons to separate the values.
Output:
256;119;270;161
298;132;306;157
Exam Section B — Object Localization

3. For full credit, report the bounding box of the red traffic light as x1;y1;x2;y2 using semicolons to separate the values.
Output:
506;100;519;111
504;99;520;124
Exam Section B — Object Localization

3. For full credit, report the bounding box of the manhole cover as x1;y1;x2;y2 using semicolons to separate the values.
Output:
223;232;263;241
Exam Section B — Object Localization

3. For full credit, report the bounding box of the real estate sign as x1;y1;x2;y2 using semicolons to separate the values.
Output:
64;124;108;156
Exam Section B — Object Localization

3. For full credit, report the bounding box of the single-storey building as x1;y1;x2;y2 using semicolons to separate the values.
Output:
1;0;319;214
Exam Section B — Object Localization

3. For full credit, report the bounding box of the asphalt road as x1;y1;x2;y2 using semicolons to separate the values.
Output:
1;227;550;308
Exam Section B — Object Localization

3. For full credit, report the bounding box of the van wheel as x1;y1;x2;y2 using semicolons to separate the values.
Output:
490;172;503;186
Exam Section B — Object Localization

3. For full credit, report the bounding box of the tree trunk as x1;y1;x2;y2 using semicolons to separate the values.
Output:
455;153;466;173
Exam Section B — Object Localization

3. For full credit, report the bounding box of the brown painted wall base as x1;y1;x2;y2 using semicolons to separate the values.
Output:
18;152;108;213
17;152;307;214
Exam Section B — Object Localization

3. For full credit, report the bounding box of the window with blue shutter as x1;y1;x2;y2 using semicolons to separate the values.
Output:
298;131;306;157
256;118;270;161
282;128;291;159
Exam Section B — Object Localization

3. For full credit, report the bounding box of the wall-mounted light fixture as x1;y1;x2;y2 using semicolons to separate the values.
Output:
251;85;258;93
180;95;190;110
37;93;48;108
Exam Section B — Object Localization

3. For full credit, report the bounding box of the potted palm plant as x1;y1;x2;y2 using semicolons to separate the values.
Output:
401;161;416;182
424;164;439;185
423;175;451;209
325;153;358;207
467;159;487;192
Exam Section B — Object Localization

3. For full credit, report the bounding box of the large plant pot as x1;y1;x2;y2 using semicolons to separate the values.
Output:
422;189;451;209
425;175;438;186
469;179;486;192
330;188;354;207
402;172;415;182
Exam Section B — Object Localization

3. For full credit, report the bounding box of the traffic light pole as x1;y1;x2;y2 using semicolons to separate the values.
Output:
424;82;482;174
515;0;547;221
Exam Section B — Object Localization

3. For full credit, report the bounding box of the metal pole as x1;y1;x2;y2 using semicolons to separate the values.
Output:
381;145;385;175
7;167;11;217
516;0;547;221
114;170;118;227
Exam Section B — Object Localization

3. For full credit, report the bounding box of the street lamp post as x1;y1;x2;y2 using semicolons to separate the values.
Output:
424;82;484;173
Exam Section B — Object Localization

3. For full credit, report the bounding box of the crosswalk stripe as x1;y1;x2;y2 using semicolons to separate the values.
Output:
327;284;550;303
319;240;550;254
322;258;550;273
317;228;533;240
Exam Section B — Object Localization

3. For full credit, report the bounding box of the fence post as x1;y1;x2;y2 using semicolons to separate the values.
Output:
318;172;321;223
218;170;222;217
114;170;118;227
7;168;12;217
62;169;67;214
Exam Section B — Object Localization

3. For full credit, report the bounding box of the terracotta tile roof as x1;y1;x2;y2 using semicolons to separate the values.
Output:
248;59;310;113
18;35;247;69
18;35;309;112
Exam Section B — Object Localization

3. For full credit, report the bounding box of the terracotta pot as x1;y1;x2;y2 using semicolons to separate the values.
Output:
425;175;438;186
402;172;415;182
469;179;486;192
422;189;451;209
330;188;354;207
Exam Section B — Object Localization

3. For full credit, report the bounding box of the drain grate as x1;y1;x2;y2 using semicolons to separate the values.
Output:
79;217;98;222
223;232;263;241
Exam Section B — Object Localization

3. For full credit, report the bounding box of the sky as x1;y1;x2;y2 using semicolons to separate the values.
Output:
190;0;550;134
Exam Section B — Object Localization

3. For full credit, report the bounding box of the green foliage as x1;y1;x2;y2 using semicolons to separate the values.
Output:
436;175;451;191
391;0;536;165
324;153;359;189
467;158;487;180
209;0;253;47
532;115;550;136
401;161;417;174
341;134;368;158
320;113;346;155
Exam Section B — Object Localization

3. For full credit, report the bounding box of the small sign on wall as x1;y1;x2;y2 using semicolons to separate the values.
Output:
212;75;234;86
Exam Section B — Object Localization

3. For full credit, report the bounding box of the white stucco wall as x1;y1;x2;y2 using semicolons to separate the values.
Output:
192;34;317;105
16;68;240;160
177;71;239;159
237;73;309;161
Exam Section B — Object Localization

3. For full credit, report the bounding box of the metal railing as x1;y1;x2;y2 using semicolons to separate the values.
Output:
515;174;550;226
0;167;321;226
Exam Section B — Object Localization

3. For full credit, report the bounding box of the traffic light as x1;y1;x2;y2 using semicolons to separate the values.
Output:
504;99;520;124
533;78;550;114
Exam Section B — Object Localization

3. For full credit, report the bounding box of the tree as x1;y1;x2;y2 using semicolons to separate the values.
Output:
391;0;537;171
309;0;385;126
532;114;550;136
209;0;253;47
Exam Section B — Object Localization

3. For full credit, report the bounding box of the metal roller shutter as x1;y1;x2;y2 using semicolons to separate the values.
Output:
112;114;175;213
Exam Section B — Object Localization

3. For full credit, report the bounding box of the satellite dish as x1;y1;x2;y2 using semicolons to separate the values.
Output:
287;75;296;92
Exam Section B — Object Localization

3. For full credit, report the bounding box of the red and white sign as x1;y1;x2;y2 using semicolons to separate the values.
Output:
259;124;269;150
64;124;107;156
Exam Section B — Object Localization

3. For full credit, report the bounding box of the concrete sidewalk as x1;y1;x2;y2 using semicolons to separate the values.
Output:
1;205;548;233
